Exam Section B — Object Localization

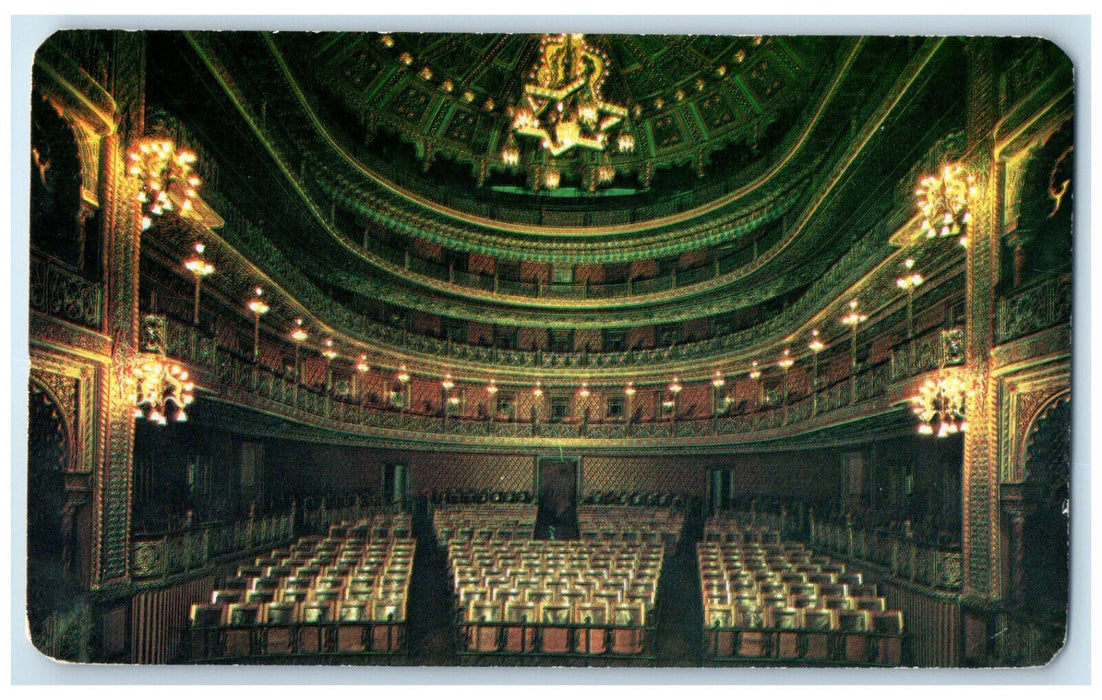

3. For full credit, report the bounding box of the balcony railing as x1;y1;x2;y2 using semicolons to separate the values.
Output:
29;253;103;329
995;274;1072;344
159;315;959;445
130;512;294;581
809;518;963;590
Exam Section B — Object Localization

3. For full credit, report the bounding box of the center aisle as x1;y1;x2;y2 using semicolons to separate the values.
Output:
406;505;460;665
654;506;705;666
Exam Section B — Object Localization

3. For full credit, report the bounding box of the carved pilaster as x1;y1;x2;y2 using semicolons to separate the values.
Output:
94;31;145;587
959;40;1004;604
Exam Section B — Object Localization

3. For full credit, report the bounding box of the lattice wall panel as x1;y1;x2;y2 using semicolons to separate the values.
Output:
582;455;707;496
408;451;534;493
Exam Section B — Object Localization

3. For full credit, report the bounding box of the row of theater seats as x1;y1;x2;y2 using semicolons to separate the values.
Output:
426;490;534;505
581;491;688;508
703;520;783;545
432;503;538;542
698;521;904;665
187;517;415;661
448;539;663;657
577;506;685;548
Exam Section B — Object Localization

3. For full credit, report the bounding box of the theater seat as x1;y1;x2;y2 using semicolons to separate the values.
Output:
503;601;537;653
871;610;904;665
539;602;571;653
573;603;609;654
336;601;371;652
839;610;871;663
611;603;646;655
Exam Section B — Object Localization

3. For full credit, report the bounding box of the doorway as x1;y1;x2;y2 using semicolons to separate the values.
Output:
536;457;579;538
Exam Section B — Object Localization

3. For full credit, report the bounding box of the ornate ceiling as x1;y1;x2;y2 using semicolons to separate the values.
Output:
274;33;833;208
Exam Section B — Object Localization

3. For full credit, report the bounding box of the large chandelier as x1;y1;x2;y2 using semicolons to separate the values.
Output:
909;374;969;437
502;33;634;191
127;138;202;231
915;163;975;247
131;314;195;424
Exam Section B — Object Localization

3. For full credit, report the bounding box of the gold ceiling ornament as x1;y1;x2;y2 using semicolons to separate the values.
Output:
131;314;195;425
910;372;970;437
127;137;201;231
915;163;975;247
502;33;635;191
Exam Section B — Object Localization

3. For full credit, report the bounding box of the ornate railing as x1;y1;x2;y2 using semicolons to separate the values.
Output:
809;518;963;590
130;512;294;581
995;274;1072;344
29;253;103;329
890;327;965;381
151;315;977;446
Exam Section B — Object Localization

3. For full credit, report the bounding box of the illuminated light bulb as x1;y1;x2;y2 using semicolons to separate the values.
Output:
486;379;499;394
397;365;411;383
356;355;370;373
532;382;544;397
441;374;455;390
712;371;725;388
177;411;188;422
809;329;825;353
778;349;794;371
578;383;590;398
668;377;682;393
919;424;934;435
749;361;762;380
624;382;636;397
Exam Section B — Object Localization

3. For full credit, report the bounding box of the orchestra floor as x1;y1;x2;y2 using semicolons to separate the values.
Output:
398;506;708;667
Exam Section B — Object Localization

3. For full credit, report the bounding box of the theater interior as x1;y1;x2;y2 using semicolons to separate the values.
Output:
24;30;1073;669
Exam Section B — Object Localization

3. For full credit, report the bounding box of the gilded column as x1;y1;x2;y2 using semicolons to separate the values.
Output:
96;31;145;586
960;41;1002;602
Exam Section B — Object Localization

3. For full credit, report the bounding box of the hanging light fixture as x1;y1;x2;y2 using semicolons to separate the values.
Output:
322;339;338;362
441;373;455;391
127;138;201;231
748;361;762;380
131;314;194;425
668;377;683;393
356;355;370;373
503;33;634;191
532;381;544;397
132;357;195;425
396;364;411;383
577;382;591;398
712;371;726;388
486;379;499;394
916;163;975;247
624;381;637;397
910;373;969;437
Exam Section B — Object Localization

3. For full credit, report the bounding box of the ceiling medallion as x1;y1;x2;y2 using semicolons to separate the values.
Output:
502;33;635;192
